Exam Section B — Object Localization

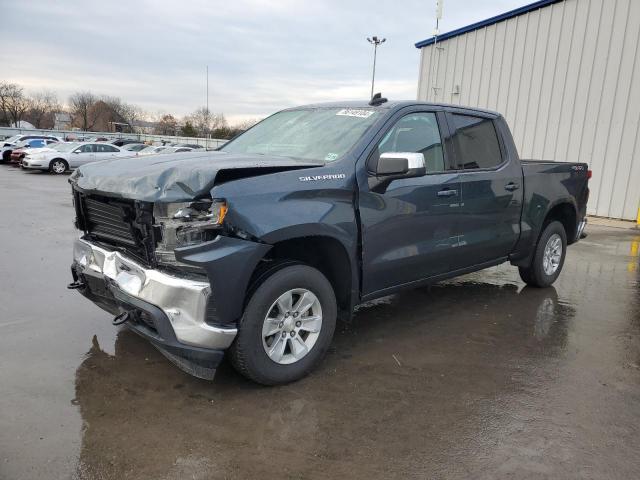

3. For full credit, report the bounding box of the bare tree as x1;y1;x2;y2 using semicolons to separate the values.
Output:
2;83;30;126
27;90;59;128
234;118;259;131
0;81;14;126
101;96;145;132
69;91;98;131
154;114;178;135
117;102;144;131
186;107;227;137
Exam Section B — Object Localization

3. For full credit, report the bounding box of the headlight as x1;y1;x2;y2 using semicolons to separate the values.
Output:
153;199;227;268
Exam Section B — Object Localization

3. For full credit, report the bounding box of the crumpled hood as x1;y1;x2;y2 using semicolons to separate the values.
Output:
70;151;323;202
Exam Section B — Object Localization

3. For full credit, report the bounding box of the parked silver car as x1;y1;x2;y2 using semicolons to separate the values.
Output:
22;142;131;174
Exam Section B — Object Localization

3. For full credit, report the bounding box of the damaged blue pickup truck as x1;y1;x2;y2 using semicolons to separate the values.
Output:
68;98;590;385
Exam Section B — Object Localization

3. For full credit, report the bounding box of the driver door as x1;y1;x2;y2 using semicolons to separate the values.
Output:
358;110;461;296
69;144;95;167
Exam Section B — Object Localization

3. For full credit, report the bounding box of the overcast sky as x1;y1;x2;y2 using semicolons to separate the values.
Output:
2;0;530;123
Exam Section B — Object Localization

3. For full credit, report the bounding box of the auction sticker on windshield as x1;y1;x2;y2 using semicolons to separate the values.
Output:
336;109;375;118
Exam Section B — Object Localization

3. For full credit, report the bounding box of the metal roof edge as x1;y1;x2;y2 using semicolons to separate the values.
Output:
415;0;563;48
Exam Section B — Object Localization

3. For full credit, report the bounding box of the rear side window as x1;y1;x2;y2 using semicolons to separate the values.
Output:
95;144;119;153
450;114;502;170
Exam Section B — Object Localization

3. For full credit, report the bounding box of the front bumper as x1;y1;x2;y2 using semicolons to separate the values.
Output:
70;238;237;378
21;159;45;169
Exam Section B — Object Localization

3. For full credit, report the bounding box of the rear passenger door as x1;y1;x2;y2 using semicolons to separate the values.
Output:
94;144;121;159
446;113;523;269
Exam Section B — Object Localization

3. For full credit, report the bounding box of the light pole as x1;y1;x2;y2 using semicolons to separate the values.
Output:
367;36;385;99
206;65;209;149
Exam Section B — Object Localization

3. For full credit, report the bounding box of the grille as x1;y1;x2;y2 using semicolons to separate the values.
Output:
84;197;137;246
74;191;156;265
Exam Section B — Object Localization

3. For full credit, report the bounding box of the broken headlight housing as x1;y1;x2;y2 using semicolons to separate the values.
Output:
153;199;227;269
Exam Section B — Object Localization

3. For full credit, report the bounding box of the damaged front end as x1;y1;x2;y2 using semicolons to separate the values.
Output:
70;237;236;380
69;187;270;380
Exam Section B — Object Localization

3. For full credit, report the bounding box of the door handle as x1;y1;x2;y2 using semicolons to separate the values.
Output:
437;189;458;197
505;182;520;191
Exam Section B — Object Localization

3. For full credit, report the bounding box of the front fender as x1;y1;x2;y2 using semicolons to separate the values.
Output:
175;236;272;326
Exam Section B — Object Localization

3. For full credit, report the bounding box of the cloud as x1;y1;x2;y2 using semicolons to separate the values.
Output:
1;0;529;123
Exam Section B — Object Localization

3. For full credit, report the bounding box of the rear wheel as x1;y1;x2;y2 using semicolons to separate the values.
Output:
49;159;68;174
518;221;567;288
230;264;337;385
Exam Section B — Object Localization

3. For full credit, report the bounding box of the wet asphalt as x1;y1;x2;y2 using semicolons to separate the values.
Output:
0;165;639;480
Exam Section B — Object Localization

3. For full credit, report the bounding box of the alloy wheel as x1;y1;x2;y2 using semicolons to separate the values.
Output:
262;288;323;365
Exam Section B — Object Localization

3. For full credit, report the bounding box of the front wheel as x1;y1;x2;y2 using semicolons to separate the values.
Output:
519;221;567;288
49;159;68;174
230;264;337;385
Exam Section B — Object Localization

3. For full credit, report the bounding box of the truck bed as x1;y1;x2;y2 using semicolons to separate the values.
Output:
518;159;590;247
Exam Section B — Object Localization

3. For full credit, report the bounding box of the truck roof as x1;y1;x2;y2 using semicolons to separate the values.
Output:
288;100;501;117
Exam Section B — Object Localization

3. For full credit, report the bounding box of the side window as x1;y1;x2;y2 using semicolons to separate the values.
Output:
450;114;502;169
75;144;93;153
373;112;446;173
96;144;118;153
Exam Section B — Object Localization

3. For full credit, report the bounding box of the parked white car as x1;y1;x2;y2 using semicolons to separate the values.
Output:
159;146;194;153
1;134;63;162
21;142;130;174
136;145;168;156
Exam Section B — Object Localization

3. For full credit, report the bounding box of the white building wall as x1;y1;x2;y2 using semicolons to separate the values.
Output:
417;0;640;220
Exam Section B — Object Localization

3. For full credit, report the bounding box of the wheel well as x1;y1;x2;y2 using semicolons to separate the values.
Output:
544;203;577;244
253;236;353;314
49;158;68;167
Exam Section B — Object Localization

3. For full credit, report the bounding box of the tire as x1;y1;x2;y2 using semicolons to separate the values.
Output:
49;159;68;174
2;150;10;163
518;220;567;288
230;264;337;385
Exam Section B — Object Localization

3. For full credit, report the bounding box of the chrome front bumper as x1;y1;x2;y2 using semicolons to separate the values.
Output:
72;238;237;350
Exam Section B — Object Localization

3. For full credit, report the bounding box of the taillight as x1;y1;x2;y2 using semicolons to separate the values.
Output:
587;169;592;179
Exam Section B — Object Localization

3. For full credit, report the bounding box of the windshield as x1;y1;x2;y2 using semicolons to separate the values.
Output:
4;135;22;144
221;107;381;161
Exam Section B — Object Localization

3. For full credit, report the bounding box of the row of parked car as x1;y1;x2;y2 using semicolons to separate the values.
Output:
0;134;205;174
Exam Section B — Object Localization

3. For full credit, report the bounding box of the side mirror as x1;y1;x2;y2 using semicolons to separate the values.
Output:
373;152;426;178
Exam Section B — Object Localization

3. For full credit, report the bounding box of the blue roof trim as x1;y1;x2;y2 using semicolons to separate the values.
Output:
415;0;563;48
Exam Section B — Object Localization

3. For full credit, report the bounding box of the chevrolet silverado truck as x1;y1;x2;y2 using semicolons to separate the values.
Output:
68;98;590;385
